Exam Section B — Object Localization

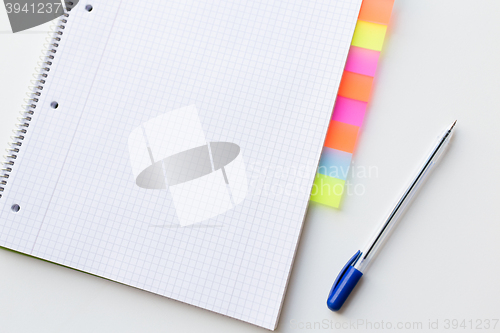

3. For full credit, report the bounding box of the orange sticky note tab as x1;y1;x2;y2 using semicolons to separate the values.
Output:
337;71;373;102
324;121;359;153
358;0;394;25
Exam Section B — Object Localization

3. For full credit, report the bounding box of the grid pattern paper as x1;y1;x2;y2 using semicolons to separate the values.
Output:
0;0;362;329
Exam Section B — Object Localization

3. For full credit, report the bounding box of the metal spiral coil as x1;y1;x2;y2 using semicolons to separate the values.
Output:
0;11;71;199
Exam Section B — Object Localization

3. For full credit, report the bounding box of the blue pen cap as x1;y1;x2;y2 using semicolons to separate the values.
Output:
327;250;363;311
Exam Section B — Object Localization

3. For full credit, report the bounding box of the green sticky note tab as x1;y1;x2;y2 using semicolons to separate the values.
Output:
351;20;387;51
310;173;345;208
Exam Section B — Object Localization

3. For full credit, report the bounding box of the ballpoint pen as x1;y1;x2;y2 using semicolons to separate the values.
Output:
327;120;457;311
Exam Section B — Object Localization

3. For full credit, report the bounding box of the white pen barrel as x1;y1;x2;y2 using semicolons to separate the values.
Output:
354;126;454;273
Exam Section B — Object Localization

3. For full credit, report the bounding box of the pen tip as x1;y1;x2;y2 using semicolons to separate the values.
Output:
450;120;457;131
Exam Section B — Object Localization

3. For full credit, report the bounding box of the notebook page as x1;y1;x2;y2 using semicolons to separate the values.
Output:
0;0;361;329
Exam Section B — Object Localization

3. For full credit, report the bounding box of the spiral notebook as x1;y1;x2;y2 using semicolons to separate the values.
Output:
0;0;362;329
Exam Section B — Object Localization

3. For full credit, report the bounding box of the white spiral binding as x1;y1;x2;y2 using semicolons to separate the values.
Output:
0;10;71;199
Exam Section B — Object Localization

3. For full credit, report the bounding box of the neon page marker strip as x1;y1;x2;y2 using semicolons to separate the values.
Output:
311;0;394;208
345;47;380;77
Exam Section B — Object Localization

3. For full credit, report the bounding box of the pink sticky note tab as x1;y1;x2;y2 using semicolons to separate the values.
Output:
344;46;380;77
331;96;368;127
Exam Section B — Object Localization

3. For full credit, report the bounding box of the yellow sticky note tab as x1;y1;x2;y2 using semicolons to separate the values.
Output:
351;20;387;51
310;174;345;208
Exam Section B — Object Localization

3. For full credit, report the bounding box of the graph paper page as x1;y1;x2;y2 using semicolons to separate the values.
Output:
0;0;361;329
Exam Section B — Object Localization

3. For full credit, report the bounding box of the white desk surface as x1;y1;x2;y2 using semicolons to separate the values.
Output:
1;1;499;332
